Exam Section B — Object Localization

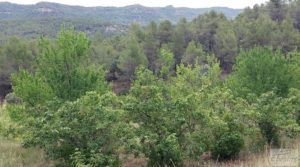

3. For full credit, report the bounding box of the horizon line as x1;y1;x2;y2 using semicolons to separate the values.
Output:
0;1;249;10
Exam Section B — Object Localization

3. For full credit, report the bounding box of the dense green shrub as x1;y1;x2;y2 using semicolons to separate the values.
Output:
255;91;300;146
227;47;300;146
125;67;183;166
212;132;244;160
35;92;124;166
11;70;54;107
125;62;252;165
146;134;183;167
227;47;294;99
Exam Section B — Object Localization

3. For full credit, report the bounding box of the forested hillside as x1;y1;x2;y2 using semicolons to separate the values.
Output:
0;2;241;22
1;0;300;166
0;2;242;40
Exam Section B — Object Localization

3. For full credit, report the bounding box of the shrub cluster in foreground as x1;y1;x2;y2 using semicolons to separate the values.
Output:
5;29;300;166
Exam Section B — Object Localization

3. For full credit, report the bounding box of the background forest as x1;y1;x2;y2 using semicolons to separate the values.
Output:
1;0;300;166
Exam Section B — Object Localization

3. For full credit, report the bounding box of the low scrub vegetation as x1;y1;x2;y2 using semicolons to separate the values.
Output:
1;28;299;167
1;0;300;166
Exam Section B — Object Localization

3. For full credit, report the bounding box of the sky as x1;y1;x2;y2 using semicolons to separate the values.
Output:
1;0;269;9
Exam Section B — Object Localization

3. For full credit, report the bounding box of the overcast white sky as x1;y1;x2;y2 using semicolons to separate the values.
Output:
1;0;268;8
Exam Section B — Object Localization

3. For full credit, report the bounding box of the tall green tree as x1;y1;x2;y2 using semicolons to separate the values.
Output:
191;11;227;53
90;38;118;69
227;47;293;100
172;18;190;64
0;37;37;87
290;0;300;31
36;28;107;101
129;22;145;42
214;21;238;71
156;48;175;78
234;14;277;50
267;0;287;22
158;20;173;47
271;17;300;53
144;21;159;72
117;35;148;79
181;41;206;66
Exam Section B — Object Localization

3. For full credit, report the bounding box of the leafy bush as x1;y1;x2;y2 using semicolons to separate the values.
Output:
146;134;183;167
11;70;54;107
125;67;183;166
255;91;300;146
227;47;300;146
125;64;223;165
20;92;124;166
212;132;244;160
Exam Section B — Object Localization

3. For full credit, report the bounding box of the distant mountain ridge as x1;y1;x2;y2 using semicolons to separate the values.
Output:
0;2;243;39
0;2;242;24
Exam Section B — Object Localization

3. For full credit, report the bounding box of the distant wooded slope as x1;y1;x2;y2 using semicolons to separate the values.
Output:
0;2;242;39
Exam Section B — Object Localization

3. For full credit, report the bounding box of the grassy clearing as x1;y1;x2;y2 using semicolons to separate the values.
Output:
200;140;300;167
125;136;300;167
0;138;54;167
122;141;300;167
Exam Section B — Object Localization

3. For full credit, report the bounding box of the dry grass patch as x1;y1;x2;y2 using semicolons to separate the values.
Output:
0;138;54;167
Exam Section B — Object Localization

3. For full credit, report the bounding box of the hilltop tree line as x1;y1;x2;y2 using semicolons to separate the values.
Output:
1;0;300;166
